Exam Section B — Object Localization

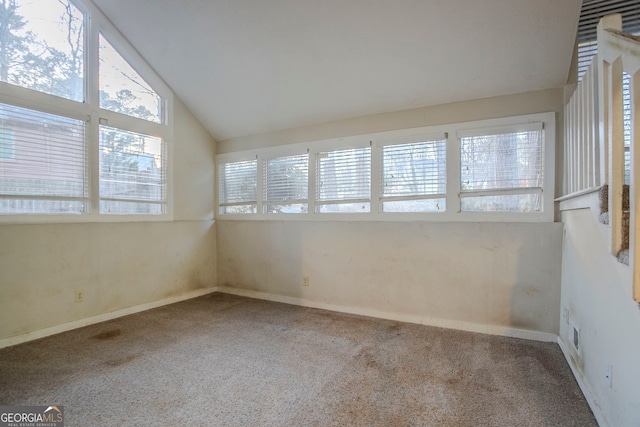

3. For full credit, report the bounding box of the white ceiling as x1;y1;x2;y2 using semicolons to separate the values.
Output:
92;0;581;141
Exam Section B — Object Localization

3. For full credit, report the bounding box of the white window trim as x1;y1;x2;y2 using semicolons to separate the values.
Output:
0;0;174;224
313;142;372;214
378;132;447;214
216;112;555;223
263;151;309;214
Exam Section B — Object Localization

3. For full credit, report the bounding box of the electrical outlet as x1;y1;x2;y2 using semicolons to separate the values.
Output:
303;276;309;287
605;363;612;388
75;290;84;302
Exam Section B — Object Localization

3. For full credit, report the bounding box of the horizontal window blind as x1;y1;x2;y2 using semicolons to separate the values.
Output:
0;103;86;214
578;0;640;80
99;126;166;215
460;128;543;212
264;153;308;213
382;140;446;197
316;147;370;213
579;0;640;43
218;159;257;214
381;139;446;212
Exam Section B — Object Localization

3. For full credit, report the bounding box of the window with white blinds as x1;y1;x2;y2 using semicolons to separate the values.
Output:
578;1;639;185
316;147;371;213
0;103;86;214
216;113;554;220
264;153;308;213
99;126;166;215
381;138;446;212
459;125;544;212
218;159;257;214
0;0;172;220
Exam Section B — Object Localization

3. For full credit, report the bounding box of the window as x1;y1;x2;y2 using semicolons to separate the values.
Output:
99;126;165;214
264;153;308;213
316;147;370;213
99;34;162;123
0;103;86;214
0;0;85;102
459;125;543;212
381;137;446;212
216;113;554;221
218;159;258;214
0;0;172;219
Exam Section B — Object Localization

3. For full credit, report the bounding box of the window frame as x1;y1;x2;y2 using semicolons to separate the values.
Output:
216;112;555;222
312;139;372;214
0;0;174;223
378;132;448;214
457;122;545;213
263;151;310;214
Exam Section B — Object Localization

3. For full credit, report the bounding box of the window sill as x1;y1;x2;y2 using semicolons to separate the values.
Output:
215;211;554;223
0;213;174;225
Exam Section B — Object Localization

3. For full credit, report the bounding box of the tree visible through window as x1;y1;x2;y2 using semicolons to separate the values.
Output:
0;0;84;101
0;0;171;216
99;34;162;123
460;129;543;212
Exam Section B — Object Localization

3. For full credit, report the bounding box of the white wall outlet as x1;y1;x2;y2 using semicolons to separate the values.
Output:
75;290;84;302
303;276;309;286
605;363;612;388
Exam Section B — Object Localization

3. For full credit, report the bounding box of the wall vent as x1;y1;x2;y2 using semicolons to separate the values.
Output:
569;320;581;355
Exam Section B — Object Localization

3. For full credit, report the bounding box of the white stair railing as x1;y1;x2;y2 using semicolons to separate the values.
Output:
564;14;640;302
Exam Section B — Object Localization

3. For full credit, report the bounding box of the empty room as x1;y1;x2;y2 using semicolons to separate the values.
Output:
1;0;639;425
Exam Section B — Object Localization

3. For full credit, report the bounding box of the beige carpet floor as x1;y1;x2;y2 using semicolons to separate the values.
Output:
0;293;596;426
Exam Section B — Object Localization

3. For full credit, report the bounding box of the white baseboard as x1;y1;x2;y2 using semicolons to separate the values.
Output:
558;336;608;427
0;287;218;349
217;286;558;343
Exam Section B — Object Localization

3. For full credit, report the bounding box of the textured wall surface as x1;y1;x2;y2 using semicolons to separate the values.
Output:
218;220;563;335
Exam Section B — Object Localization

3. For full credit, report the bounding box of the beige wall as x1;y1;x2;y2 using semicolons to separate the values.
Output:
0;98;217;342
560;209;640;427
218;88;565;201
218;220;563;335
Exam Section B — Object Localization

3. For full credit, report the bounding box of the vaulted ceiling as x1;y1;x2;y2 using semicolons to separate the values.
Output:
92;0;582;141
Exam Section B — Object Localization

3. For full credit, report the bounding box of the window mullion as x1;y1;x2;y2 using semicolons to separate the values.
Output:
447;132;461;213
371;140;381;214
308;149;316;215
87;8;101;215
256;155;264;214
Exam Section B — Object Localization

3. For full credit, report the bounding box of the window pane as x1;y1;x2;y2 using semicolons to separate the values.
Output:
316;202;369;213
461;130;543;191
0;103;86;214
100;200;163;215
264;154;308;213
0;0;84;101
383;198;445;213
219;159;257;209
461;193;541;213
267;203;307;214
220;205;257;215
99;126;165;214
382;139;446;207
99;34;162;123
317;147;370;211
